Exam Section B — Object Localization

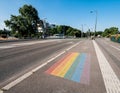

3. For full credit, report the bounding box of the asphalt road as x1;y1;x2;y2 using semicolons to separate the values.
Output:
0;38;120;93
0;39;80;86
96;38;120;69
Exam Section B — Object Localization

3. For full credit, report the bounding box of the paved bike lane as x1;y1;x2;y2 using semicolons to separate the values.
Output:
2;40;106;93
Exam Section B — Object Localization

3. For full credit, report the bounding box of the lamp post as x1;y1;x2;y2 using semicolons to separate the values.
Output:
90;10;98;37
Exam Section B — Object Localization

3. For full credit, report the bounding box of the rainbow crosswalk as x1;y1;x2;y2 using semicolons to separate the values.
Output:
45;52;90;85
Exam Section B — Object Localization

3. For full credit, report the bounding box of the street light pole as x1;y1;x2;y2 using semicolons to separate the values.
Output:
90;10;98;37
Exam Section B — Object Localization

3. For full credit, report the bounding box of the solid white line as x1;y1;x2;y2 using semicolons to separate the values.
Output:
2;40;82;91
0;90;3;93
93;40;120;93
66;42;81;51
32;63;47;73
2;72;33;91
32;51;66;73
111;45;120;51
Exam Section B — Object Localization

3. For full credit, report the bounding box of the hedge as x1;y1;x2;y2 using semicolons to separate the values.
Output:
110;34;120;43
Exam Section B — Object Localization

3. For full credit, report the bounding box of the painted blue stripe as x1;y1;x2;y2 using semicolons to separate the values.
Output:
71;53;86;82
64;54;82;79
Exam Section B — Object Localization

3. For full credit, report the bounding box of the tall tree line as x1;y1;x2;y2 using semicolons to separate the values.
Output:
49;25;82;37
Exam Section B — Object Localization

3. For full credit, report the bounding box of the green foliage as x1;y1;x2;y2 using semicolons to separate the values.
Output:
0;30;2;36
4;4;40;38
102;27;119;37
117;36;120;43
110;34;120;43
96;31;103;36
0;29;10;38
49;28;57;35
49;25;81;37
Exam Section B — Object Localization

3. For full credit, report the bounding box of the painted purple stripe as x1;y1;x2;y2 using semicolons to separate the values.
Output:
80;54;90;85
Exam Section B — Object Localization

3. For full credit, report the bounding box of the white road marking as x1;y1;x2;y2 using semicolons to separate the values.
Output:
93;40;120;93
66;42;73;44
0;40;60;49
32;63;48;73
100;38;120;51
2;72;33;91
111;45;120;51
102;39;120;51
0;90;3;93
0;46;15;49
66;41;81;51
1;41;82;91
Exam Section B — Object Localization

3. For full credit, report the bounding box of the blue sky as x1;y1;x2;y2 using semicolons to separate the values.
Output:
0;0;120;31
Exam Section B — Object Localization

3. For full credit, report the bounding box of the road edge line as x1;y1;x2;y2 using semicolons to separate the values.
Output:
1;41;81;91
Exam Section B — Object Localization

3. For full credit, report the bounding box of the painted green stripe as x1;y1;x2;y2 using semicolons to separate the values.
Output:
71;53;86;82
64;53;81;79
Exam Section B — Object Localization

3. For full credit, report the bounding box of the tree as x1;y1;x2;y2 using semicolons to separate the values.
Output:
0;29;10;38
74;30;81;37
95;31;103;36
19;5;39;35
102;27;119;37
4;4;40;38
48;25;81;37
49;28;57;35
66;28;73;36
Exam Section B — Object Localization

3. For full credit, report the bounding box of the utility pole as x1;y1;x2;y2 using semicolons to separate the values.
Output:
43;18;47;39
81;24;83;38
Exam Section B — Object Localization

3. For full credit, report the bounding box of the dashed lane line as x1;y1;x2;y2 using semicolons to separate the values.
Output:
101;40;120;51
111;45;120;51
1;41;81;91
93;40;120;93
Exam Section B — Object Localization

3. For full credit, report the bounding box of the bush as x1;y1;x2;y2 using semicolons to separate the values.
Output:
116;35;120;43
110;34;120;43
111;36;116;42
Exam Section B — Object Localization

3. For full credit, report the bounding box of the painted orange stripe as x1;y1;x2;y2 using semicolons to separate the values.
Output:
51;53;73;76
45;53;71;74
57;53;79;77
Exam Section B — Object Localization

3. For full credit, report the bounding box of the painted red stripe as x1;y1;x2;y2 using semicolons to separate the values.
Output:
45;53;72;74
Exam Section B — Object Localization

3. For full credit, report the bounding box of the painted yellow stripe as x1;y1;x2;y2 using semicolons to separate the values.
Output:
51;53;73;76
57;53;79;77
